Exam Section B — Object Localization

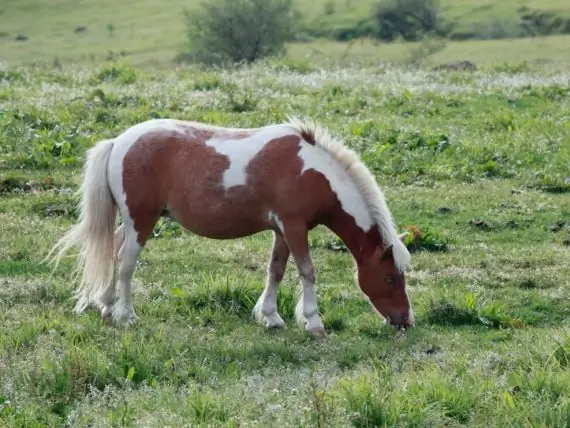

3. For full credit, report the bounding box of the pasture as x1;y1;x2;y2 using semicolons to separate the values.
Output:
1;57;570;426
4;0;570;67
3;5;570;428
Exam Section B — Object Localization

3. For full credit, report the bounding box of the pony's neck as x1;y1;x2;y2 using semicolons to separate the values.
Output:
324;205;382;265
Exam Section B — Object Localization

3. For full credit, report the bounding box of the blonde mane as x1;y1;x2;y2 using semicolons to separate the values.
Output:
285;116;411;272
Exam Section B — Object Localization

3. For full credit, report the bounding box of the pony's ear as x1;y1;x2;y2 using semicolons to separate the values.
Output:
380;244;394;260
398;231;410;242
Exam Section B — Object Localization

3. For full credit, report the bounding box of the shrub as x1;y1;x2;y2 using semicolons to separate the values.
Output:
183;0;296;66
332;18;377;41
519;6;570;37
374;0;446;42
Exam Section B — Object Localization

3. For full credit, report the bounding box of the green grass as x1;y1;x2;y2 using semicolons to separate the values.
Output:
303;0;570;37
287;35;570;70
1;56;570;425
3;0;570;67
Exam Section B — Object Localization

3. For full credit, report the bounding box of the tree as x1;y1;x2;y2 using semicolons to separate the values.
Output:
184;0;296;65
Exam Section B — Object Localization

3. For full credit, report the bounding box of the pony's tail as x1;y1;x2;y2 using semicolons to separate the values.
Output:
45;138;117;313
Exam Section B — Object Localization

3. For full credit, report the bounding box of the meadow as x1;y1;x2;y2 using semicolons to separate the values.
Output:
2;0;570;424
3;0;570;67
1;53;570;426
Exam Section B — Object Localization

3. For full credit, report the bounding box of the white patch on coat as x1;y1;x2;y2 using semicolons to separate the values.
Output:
107;119;184;227
106;117;261;207
267;211;284;233
285;116;411;272
205;125;289;189
297;142;374;232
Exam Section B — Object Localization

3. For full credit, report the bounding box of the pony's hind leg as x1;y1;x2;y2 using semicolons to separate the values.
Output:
109;205;160;326
98;224;125;319
253;231;290;329
110;221;147;326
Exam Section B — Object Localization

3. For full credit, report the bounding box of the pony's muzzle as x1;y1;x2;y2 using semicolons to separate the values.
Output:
386;312;415;329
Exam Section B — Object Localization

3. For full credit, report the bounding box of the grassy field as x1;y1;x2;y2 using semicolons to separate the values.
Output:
304;0;570;35
3;0;570;67
1;55;570;426
286;35;570;71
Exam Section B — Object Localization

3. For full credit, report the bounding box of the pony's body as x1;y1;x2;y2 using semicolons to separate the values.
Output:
113;119;361;240
47;117;414;336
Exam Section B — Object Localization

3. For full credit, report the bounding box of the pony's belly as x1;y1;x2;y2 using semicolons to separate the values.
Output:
169;204;270;240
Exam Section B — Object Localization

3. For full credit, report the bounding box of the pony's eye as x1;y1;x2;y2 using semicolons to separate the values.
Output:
385;276;394;286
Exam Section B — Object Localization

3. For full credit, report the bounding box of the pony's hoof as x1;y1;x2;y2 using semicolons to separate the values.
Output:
308;327;327;339
253;306;286;330
100;306;113;319
111;304;138;327
267;320;286;330
265;314;286;329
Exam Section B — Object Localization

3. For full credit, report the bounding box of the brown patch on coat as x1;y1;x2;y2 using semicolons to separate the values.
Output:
242;137;338;225
299;129;316;145
121;128;321;245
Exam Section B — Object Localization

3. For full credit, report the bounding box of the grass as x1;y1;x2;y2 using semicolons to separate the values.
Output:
1;56;570;426
287;35;570;70
3;0;570;67
302;0;570;36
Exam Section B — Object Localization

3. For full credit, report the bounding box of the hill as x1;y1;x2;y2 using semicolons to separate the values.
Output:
305;0;570;40
2;0;570;66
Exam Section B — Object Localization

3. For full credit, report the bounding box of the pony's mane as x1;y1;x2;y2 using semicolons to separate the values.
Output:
285;115;411;272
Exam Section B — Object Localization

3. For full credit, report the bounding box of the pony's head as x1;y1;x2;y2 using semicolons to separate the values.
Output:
357;232;413;329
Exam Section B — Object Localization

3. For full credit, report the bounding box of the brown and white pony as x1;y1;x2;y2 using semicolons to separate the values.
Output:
46;117;414;337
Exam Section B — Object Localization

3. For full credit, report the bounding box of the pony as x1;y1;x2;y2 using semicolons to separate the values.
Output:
46;116;414;337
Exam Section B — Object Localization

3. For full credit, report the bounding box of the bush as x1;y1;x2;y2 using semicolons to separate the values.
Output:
519;6;570;37
183;0;296;66
374;0;447;42
332;19;377;41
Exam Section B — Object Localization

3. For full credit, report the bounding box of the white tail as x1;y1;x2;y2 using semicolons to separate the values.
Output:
45;138;117;313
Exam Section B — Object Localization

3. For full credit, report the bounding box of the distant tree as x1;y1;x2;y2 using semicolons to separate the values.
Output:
374;0;445;42
183;0;296;65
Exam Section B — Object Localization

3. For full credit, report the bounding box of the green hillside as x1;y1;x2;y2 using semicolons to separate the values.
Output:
2;0;570;65
303;0;570;39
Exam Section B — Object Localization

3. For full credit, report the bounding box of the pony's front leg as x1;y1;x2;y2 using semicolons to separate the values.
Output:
253;231;290;329
283;220;325;338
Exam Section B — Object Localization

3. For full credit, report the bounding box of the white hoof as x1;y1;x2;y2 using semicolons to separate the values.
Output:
265;313;286;329
253;299;285;329
101;305;113;319
111;303;138;327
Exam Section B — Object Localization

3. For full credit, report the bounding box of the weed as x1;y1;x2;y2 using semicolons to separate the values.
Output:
403;225;452;253
89;64;136;85
426;293;524;329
